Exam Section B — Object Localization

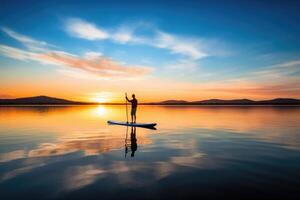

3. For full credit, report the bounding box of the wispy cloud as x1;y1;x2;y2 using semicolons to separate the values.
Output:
84;51;103;59
252;60;300;79
112;25;136;44
65;18;208;60
65;18;109;40
0;44;41;61
0;28;153;79
0;44;152;79
203;60;300;97
208;82;300;97
153;31;207;59
229;60;300;83
164;59;199;71
36;51;152;78
272;60;300;68
1;27;54;52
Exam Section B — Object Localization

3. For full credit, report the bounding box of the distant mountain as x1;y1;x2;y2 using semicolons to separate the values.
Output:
99;98;300;105
257;98;300;105
0;96;90;105
193;99;255;104
154;98;300;105
159;100;188;104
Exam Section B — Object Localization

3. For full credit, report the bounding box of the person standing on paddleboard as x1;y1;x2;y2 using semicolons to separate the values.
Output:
126;94;138;123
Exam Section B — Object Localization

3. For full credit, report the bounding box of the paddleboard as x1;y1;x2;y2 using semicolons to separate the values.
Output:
107;120;157;129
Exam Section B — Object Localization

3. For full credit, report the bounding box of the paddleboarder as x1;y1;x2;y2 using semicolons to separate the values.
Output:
126;94;138;123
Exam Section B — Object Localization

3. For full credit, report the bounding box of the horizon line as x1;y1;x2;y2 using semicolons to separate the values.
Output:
1;95;300;105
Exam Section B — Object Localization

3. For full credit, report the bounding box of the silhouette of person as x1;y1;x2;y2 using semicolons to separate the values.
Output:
130;126;137;157
126;94;138;123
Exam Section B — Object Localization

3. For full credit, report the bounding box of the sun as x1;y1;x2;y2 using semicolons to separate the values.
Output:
92;97;108;103
89;92;114;104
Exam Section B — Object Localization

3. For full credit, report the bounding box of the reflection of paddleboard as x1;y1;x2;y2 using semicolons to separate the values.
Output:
107;120;157;129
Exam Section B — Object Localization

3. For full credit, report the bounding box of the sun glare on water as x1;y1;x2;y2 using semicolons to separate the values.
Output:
95;106;107;117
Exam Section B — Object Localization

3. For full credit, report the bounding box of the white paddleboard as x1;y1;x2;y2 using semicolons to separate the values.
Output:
107;120;157;129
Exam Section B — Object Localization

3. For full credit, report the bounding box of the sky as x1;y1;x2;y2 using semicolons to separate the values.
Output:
0;0;300;102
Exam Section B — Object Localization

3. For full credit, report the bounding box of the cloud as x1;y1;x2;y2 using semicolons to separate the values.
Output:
1;27;53;52
112;26;135;44
252;60;300;79
0;44;36;60
201;60;300;97
164;59;199;71
153;31;207;59
65;18;208;60
36;51;152;78
84;51;103;60
227;60;300;84
209;82;300;97
272;60;300;68
0;44;152;79
65;18;108;40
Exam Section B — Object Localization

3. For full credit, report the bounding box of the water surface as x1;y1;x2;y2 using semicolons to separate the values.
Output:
0;105;300;199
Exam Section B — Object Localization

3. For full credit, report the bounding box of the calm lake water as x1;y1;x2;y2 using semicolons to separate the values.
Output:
0;105;300;199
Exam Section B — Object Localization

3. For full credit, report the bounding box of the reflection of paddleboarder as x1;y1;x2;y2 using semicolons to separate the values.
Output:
125;126;138;158
126;94;138;123
130;127;137;157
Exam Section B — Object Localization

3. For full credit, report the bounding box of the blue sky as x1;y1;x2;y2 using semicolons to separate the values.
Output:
0;0;300;101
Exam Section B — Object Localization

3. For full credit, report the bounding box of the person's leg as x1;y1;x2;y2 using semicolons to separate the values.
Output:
130;108;134;123
131;108;136;123
134;114;136;123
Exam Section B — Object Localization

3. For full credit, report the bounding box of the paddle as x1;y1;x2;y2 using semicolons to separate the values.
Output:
125;126;128;158
125;93;129;158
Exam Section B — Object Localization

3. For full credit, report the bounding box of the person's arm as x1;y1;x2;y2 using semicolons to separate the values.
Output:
126;96;131;102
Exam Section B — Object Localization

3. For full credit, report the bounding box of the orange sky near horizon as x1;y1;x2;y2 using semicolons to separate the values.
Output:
1;74;300;103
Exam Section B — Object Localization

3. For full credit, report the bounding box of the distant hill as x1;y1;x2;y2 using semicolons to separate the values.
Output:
0;96;90;105
159;100;188;104
256;98;300;105
153;98;300;105
193;99;255;105
1;96;300;105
